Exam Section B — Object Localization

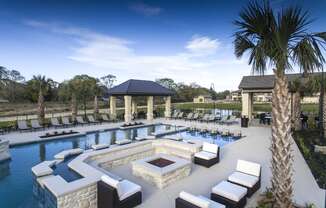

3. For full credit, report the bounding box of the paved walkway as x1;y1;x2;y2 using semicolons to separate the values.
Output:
1;118;324;207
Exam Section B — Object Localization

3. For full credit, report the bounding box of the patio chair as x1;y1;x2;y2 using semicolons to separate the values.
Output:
194;142;220;168
87;115;100;124
17;120;31;132
185;112;194;120
208;114;216;123
227;160;261;197
76;116;88;125
221;129;229;137
191;113;199;121
98;175;142;208
62;117;73;126
218;116;228;125
50;117;63;128
177;112;184;119
31;119;43;130
200;114;209;122
101;114;112;122
211;181;247;208
175;191;225;208
224;116;237;125
171;111;179;119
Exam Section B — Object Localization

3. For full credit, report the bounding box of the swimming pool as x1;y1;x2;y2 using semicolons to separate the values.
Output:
0;124;175;208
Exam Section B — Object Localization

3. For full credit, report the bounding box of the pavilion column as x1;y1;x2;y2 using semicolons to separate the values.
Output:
242;92;253;120
124;95;132;123
109;96;117;119
131;99;138;116
147;96;154;121
164;96;171;118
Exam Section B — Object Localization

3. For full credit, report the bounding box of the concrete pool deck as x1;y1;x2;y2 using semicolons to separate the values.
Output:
1;118;325;207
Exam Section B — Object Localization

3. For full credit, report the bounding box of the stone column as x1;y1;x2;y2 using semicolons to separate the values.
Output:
124;95;132;123
131;99;138;116
242;92;253;120
147;96;154;121
164;96;171;118
109;96;117;119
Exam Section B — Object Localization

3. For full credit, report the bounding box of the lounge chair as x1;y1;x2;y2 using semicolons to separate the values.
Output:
17;120;31;132
50;117;63;128
101;114;112;122
87;115;100;124
171;111;179;119
208;114;216;123
194;142;220;167
76;116;87;125
177;112;184;119
185;113;194;120
98;175;142;208
31;119;43;130
176;191;225;208
191;113;199;121
218;116;228;125
227;160;261;197
62;117;73;126
211;181;247;208
221;129;229;137
200;114;209;122
224;116;237;125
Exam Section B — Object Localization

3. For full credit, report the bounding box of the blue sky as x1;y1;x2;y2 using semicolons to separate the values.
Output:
0;0;325;91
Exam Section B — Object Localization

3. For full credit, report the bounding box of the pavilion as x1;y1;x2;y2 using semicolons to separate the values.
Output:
107;79;174;123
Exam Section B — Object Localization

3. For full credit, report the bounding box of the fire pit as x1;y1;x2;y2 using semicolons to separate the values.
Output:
132;154;191;189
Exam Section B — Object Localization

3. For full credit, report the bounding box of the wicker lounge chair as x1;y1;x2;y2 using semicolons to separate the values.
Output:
175;191;225;208
227;160;261;197
98;175;142;208
211;181;247;208
50;117;63;128
17;120;31;132
62;117;73;126
194;142;220;167
87;115;100;124
31;119;43;130
76;116;87;125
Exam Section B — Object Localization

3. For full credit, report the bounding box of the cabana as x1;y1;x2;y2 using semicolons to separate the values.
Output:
107;79;174;123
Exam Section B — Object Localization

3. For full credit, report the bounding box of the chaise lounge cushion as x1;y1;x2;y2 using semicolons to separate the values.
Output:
117;180;142;201
197;196;225;208
202;142;218;154
101;175;119;188
212;181;247;202
228;171;259;188
194;151;217;160
236;160;261;177
179;191;210;208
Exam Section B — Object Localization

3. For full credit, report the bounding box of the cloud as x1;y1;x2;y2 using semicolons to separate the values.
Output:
24;20;250;90
128;2;162;16
186;35;220;56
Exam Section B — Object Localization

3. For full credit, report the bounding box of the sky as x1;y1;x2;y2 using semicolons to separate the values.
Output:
0;0;325;91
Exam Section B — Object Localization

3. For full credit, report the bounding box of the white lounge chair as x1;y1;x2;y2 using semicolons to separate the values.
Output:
194;142;220;167
176;191;225;208
31;119;43;130
51;117;63;128
76;116;87;125
62;117;73;126
227;160;261;197
17;120;30;132
87;115;100;124
191;113;199;121
185;112;194;120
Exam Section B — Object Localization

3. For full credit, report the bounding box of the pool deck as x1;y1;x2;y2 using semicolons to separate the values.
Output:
1;118;325;207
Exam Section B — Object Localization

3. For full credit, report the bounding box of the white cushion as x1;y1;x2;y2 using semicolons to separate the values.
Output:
91;144;109;150
117;180;141;200
212;181;247;202
228;171;259;188
179;191;210;208
202;142;219;154
197;196;226;208
195;151;216;160
101;175;119;189
236;160;261;177
115;139;131;145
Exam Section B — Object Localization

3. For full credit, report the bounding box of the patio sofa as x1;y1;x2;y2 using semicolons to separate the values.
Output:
227;160;261;197
176;191;225;208
194;142;219;167
98;175;142;208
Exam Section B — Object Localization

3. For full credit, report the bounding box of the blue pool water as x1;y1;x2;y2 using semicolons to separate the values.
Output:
0;124;239;208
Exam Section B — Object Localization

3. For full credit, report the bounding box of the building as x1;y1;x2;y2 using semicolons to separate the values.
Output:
230;90;241;101
193;95;213;103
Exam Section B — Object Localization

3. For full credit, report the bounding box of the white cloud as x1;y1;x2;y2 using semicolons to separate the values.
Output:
128;2;162;16
186;35;220;55
24;20;250;90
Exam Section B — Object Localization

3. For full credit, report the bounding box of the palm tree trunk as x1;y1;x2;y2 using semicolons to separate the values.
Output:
37;89;45;125
323;93;326;138
292;91;301;131
271;72;294;208
94;95;99;119
71;93;77;122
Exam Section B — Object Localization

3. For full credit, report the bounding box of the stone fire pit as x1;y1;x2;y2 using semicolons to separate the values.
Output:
131;154;191;189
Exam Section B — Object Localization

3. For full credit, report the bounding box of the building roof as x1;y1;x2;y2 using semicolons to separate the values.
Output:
107;79;174;96
238;73;311;90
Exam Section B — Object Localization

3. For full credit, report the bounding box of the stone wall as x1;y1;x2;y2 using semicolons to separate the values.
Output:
0;140;10;162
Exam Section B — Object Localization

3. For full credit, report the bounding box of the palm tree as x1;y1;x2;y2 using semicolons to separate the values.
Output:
289;78;304;131
234;2;326;207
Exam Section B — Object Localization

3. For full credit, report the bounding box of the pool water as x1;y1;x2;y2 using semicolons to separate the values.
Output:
170;130;240;147
0;124;174;208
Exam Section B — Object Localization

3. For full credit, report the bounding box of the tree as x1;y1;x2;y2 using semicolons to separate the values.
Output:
101;74;116;89
6;69;25;102
289;78;304;131
155;78;178;91
234;2;326;207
